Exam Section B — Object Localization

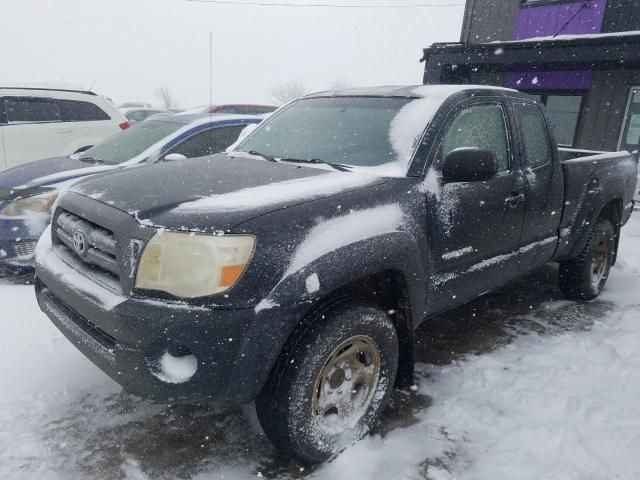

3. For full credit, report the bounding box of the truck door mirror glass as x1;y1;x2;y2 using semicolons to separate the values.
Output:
441;147;497;182
163;153;187;162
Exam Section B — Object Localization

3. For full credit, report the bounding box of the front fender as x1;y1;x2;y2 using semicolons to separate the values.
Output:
256;231;426;324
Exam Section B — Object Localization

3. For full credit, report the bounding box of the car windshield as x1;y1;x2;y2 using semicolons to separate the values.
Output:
78;120;183;164
237;96;427;174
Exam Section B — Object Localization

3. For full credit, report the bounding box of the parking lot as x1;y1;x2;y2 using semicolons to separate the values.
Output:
1;214;638;480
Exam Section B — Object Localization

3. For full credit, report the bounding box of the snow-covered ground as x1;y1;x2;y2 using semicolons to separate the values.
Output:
1;215;640;479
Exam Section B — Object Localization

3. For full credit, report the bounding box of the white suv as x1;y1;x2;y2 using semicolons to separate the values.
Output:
0;87;129;170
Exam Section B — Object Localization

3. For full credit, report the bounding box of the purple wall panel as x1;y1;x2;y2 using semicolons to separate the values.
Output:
514;1;607;39
508;1;607;90
506;71;592;90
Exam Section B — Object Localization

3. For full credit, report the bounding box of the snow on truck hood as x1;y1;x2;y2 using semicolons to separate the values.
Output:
69;154;386;232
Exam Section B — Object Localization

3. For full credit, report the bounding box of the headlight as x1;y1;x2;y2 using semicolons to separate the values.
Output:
135;231;255;298
0;190;59;217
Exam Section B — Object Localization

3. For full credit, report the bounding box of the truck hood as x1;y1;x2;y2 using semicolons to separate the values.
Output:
69;153;387;232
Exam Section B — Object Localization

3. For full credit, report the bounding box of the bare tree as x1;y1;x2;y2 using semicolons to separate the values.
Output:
270;80;307;105
154;86;177;110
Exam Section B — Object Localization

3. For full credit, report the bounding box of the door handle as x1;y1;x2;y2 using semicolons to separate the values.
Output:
56;128;73;134
505;193;525;208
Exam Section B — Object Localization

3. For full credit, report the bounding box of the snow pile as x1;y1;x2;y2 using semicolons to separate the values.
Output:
152;352;198;384
414;304;640;480
305;273;320;294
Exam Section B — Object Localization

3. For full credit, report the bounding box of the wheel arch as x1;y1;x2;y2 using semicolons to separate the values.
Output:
557;196;623;263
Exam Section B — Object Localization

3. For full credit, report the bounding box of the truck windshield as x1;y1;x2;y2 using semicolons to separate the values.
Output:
77;120;183;164
237;96;425;175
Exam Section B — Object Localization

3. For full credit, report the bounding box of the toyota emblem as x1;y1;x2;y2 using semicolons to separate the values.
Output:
72;231;88;257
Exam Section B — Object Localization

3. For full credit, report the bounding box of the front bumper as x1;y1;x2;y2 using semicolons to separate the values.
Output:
35;235;305;406
0;215;47;269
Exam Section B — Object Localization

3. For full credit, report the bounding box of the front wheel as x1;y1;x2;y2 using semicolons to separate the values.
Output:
256;301;399;464
559;218;616;301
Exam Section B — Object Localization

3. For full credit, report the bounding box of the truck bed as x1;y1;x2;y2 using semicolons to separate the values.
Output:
556;148;638;260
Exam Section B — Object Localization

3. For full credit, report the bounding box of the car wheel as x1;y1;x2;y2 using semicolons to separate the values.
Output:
255;300;399;464
559;218;615;301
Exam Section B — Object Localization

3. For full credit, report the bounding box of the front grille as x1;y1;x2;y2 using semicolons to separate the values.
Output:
14;240;37;258
54;209;119;280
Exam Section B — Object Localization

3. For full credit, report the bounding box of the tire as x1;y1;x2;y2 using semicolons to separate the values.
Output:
559;218;616;301
256;299;399;464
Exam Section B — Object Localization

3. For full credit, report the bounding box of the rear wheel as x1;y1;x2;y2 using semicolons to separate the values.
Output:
559;218;615;301
256;301;399;464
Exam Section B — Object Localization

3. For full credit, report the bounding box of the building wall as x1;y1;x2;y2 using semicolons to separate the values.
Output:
577;70;640;151
456;0;640;151
603;0;640;32
507;2;607;90
513;1;606;39
460;0;518;43
462;0;640;43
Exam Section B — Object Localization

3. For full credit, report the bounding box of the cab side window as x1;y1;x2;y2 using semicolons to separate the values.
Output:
441;103;510;171
167;125;246;158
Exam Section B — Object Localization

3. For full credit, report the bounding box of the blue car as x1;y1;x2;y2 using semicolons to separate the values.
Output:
0;113;262;271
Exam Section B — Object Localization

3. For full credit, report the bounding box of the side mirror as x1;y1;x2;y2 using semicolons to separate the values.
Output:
163;153;187;162
442;147;497;183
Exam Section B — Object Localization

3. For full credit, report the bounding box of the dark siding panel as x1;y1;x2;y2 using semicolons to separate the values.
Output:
464;0;518;43
603;0;640;33
576;70;640;151
469;71;507;86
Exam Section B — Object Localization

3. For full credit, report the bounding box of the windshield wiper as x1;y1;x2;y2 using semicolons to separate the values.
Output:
78;156;105;164
247;150;278;162
278;157;352;172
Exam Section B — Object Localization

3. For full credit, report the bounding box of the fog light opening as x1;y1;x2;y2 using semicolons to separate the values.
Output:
151;347;198;384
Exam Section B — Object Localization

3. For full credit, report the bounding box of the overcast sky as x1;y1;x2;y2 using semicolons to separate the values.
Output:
2;0;463;108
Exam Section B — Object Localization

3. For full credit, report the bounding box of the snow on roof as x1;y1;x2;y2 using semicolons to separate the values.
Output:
307;84;516;99
493;30;640;44
154;112;263;126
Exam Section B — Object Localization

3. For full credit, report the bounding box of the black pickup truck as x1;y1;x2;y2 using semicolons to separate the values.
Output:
34;85;637;463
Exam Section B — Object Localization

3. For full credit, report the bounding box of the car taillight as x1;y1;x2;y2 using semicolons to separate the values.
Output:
119;121;131;130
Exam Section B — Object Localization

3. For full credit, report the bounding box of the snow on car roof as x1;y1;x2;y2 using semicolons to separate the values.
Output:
152;112;263;126
304;84;518;99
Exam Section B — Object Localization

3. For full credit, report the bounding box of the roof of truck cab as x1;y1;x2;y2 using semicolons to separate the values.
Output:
304;84;521;99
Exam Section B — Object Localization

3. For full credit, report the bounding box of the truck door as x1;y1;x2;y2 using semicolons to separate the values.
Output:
426;100;526;313
513;102;564;274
